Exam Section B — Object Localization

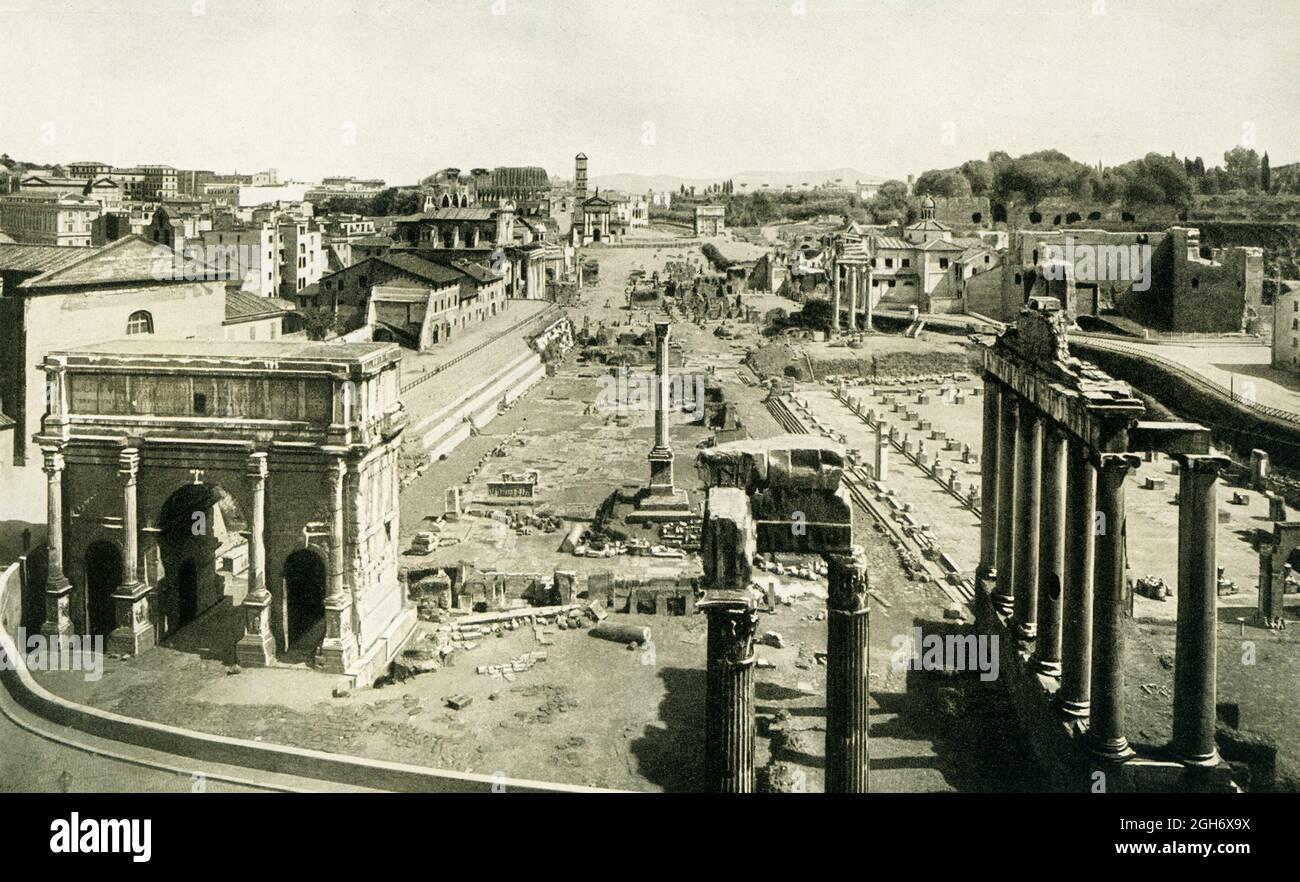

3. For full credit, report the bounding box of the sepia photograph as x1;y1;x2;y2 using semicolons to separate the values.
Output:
0;0;1295;863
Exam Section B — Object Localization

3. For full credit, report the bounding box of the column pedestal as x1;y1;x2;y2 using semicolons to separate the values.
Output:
316;593;358;674
825;555;869;793
107;582;155;656
235;591;276;667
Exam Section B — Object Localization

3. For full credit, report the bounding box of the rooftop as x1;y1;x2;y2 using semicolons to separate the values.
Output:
48;338;400;369
224;290;291;323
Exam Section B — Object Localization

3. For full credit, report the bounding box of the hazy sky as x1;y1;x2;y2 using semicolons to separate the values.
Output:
1;0;1296;184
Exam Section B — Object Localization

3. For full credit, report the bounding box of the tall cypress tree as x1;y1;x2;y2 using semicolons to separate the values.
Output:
1262;152;1272;192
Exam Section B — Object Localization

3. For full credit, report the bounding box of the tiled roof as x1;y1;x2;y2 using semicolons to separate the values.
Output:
0;243;96;275
224;290;289;323
376;252;465;286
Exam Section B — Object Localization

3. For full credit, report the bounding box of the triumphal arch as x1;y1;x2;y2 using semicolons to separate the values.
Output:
33;339;413;684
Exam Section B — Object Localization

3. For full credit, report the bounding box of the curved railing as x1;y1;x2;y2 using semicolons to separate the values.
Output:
1071;336;1300;426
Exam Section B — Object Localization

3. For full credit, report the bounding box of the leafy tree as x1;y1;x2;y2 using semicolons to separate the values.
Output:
959;159;994;195
914;169;971;198
1223;146;1261;192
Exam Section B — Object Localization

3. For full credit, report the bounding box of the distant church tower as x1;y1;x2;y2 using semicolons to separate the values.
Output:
575;153;588;201
920;194;936;220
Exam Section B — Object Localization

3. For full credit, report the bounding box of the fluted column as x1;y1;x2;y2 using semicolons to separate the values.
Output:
1171;453;1229;766
1088;453;1138;761
40;447;73;641
1058;441;1096;719
703;592;760;793
825;554;870;793
1012;406;1043;640
992;394;1018;615
977;378;1000;584
236;451;275;667
316;456;357;675
873;420;888;481
1033;427;1067;674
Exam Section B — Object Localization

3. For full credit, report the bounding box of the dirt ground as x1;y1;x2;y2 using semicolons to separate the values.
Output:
36;234;1045;792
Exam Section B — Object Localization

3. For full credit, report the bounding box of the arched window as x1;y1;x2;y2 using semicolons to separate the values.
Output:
126;310;154;335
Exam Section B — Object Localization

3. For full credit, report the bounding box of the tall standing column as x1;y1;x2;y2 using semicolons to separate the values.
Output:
317;456;357;675
647;321;676;497
825;554;870;793
864;267;874;331
40;447;74;642
108;447;155;656
703;594;759;793
1033;428;1067;675
831;261;842;336
1171;454;1228;766
1088;453;1138;761
977;378;1001;584
236;452;275;667
992;394;1019;615
1012;407;1043;640
847;266;859;333
1058;441;1096;719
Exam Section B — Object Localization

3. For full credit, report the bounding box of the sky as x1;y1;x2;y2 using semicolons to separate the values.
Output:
0;0;1297;185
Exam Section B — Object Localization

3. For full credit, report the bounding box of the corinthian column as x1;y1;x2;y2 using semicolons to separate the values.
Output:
825;554;870;793
317;456;357;675
702;592;760;793
1033;427;1067;675
108;447;156;656
40;447;74;643
236;451;275;667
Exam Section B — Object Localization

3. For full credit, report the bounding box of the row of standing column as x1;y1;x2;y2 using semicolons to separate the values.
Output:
831;261;873;336
978;376;1225;766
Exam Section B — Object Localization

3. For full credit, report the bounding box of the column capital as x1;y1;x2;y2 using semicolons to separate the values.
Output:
1094;451;1142;473
118;446;140;480
1174;452;1231;474
826;553;870;614
41;446;65;474
247;450;269;480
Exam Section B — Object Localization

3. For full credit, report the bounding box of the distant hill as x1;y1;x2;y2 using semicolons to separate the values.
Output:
592;167;883;195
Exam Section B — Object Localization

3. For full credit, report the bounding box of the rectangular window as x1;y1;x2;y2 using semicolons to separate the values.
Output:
939;258;950;269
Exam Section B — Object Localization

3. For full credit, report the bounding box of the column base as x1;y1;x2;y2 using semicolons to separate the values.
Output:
41;575;75;644
991;593;1014;616
1088;734;1135;762
1014;621;1038;641
235;590;276;667
1032;658;1062;677
975;565;997;584
1056;697;1090;720
1172;746;1220;768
